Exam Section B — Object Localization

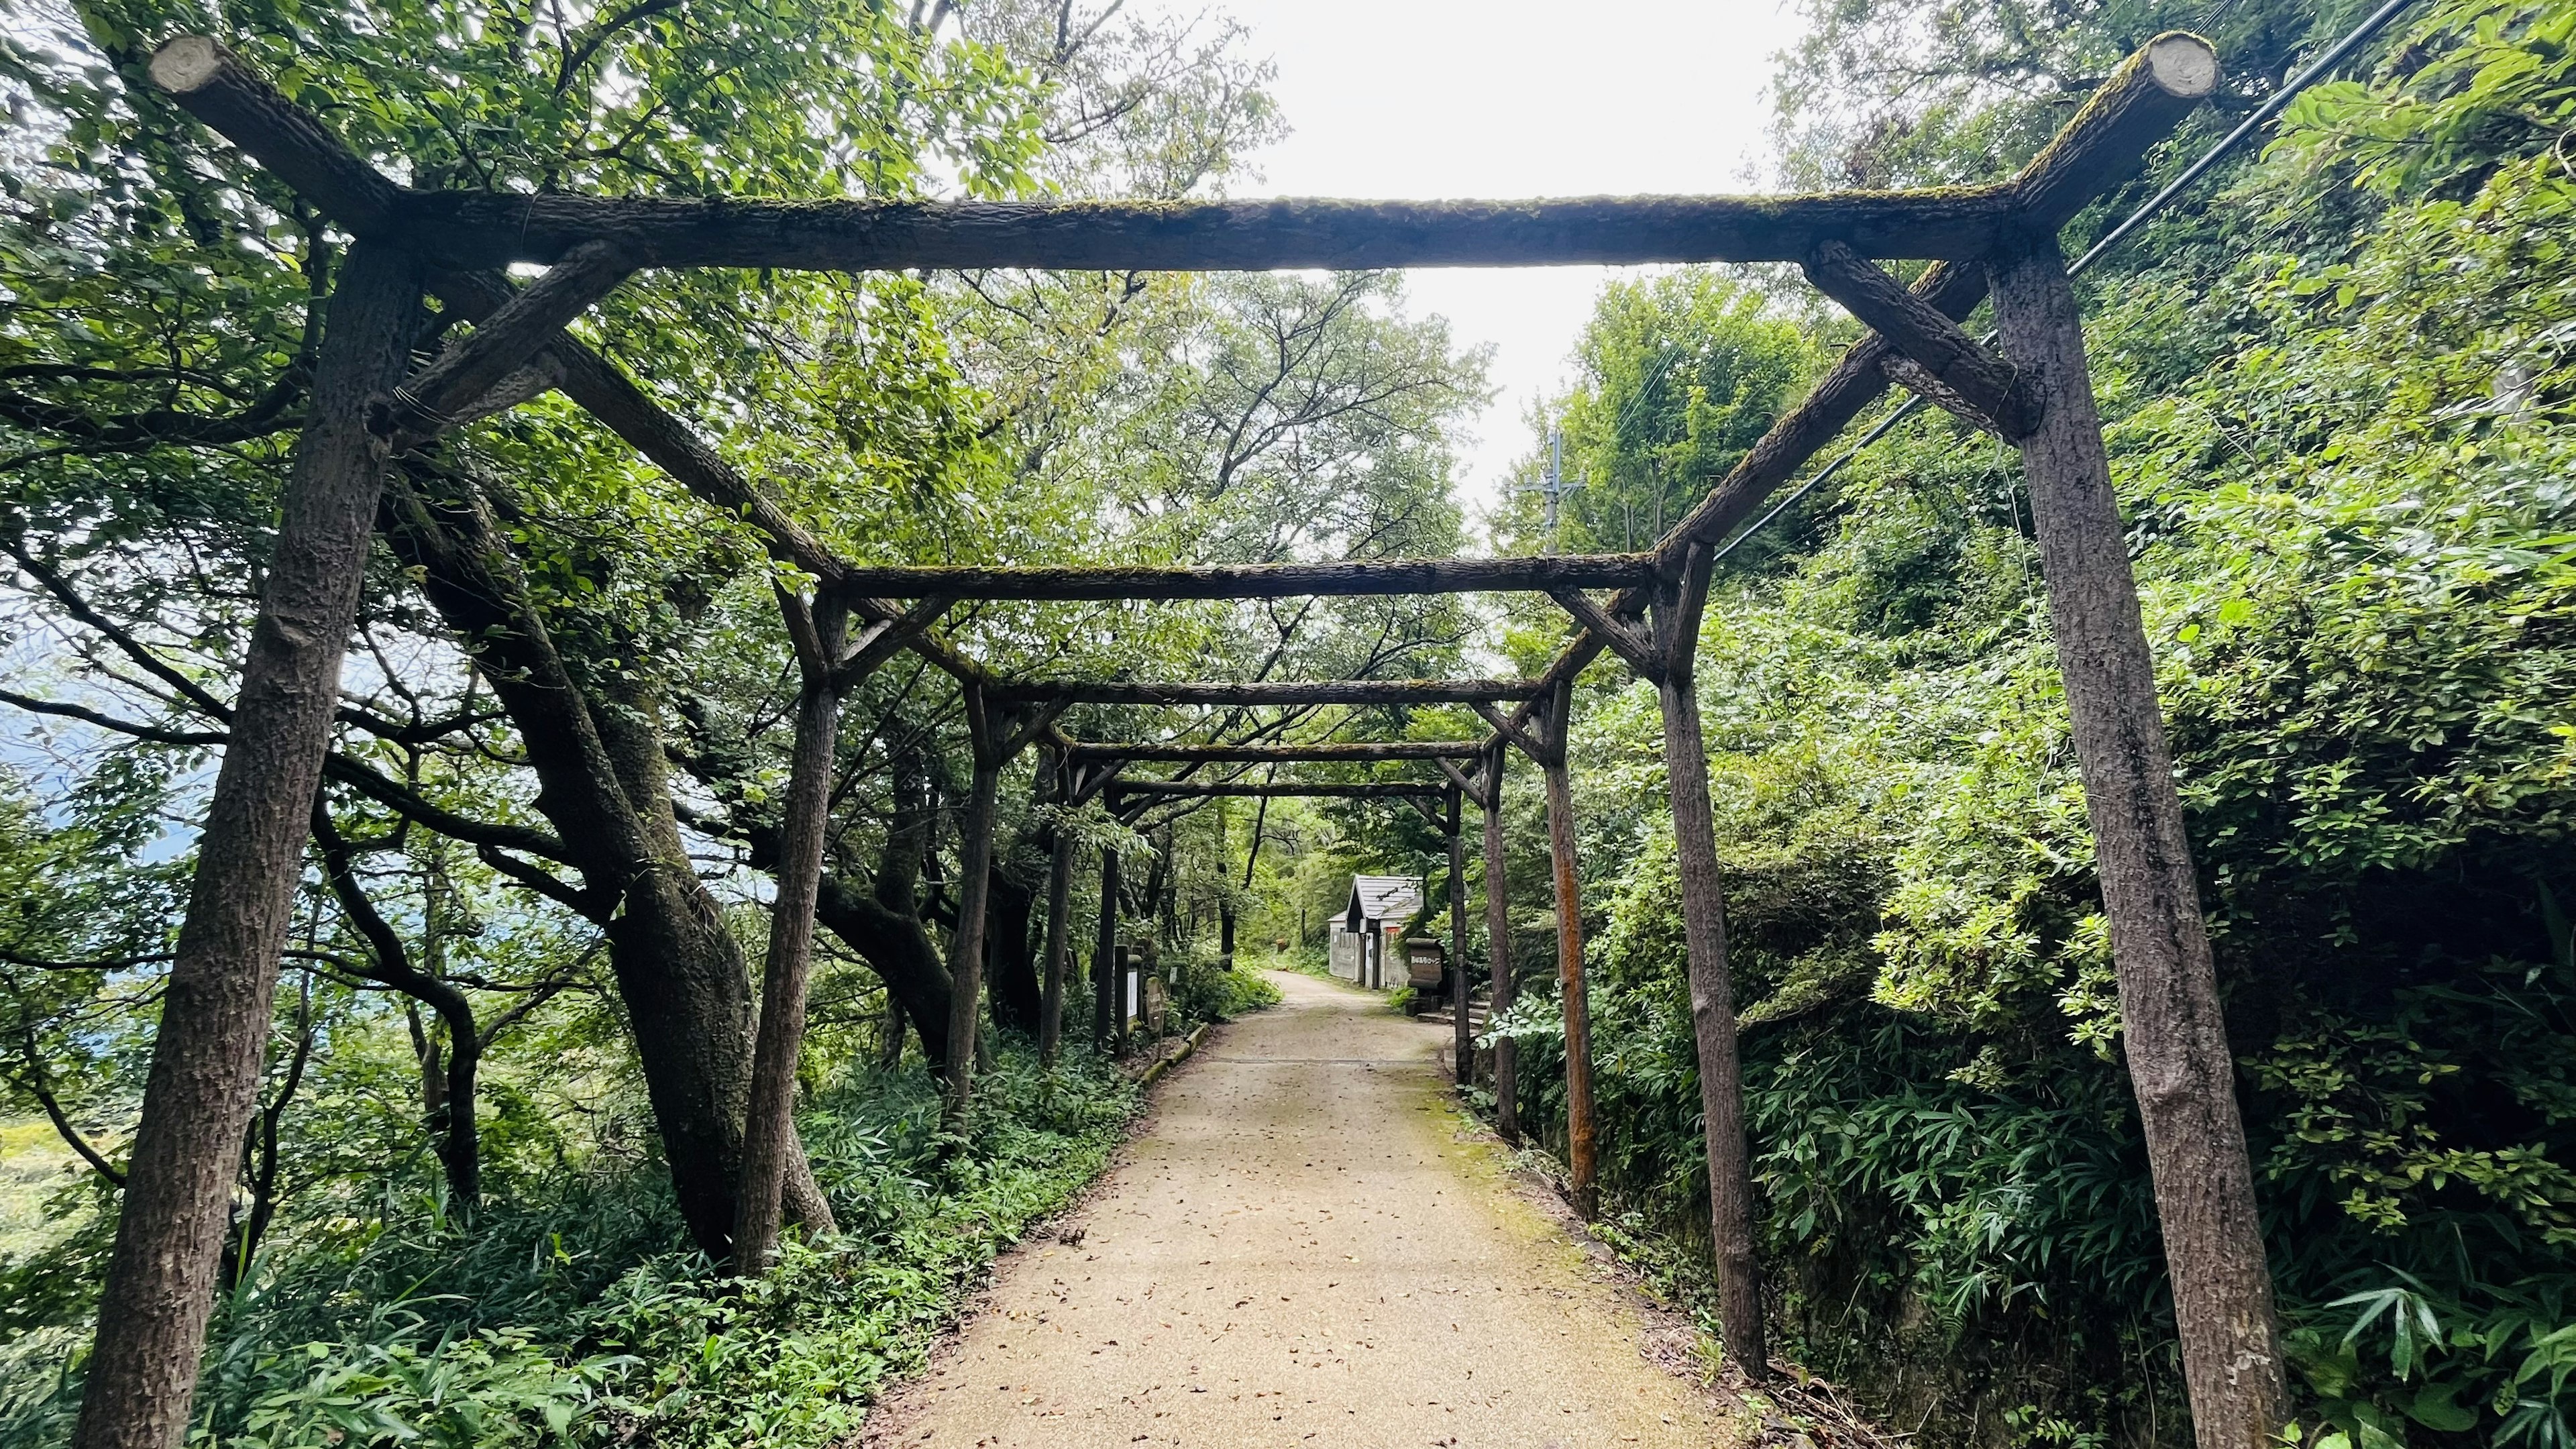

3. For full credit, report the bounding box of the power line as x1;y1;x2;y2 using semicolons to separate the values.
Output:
1709;0;2426;567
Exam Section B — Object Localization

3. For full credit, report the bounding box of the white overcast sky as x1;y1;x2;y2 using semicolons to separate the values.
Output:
1130;0;1811;528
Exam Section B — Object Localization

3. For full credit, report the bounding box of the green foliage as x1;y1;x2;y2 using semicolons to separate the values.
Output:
0;1046;1137;1449
1499;271;1819;556
1169;958;1281;1022
1433;5;2576;1446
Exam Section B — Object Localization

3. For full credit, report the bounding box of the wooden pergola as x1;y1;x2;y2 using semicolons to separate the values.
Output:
94;32;2286;1449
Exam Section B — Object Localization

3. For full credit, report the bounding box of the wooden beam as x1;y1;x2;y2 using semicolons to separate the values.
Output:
1107;782;1445;800
148;38;407;231
1401;792;1450;830
148;41;2035;270
1068;758;1126;806
733;590;848;1275
994;679;1542;706
1491;32;2220;750
1546;590;1657;677
832;594;955;692
1469;700;1548;765
1989;232;2285;1449
1432;756;1485;806
1878;351;2019;435
830;553;1656;602
943;683;1007;1116
1065;741;1485;763
1035;751;1076;1070
380;238;637;444
384;189;2027;273
1803;239;2039;439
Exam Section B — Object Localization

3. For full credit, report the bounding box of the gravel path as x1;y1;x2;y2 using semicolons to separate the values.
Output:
862;969;1746;1448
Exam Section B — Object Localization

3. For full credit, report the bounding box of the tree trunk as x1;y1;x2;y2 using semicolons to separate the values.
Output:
812;747;954;1066
942;753;1003;1113
1482;744;1517;1142
76;242;420;1449
1038;828;1075;1067
985;855;1041;1036
1654;661;1766;1378
316;811;484;1207
1988;233;2286;1449
380;467;782;1261
814;872;953;1067
733;593;848;1275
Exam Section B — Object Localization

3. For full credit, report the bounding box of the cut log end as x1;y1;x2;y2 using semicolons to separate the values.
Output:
2144;33;2222;99
148;36;227;94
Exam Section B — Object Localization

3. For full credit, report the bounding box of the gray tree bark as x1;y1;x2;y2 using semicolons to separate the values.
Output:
943;693;1005;1114
1037;762;1076;1068
1650;587;1768;1379
1988;233;2286;1449
75;242;421;1449
733;592;851;1275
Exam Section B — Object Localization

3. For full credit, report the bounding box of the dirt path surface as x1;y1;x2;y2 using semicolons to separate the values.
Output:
863;970;1745;1448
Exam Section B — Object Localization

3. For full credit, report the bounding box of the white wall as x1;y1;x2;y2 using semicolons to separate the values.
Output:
1328;928;1362;982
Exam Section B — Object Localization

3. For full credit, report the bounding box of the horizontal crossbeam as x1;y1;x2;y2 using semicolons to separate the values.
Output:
1066;741;1485;762
1108;782;1446;800
829;553;1656;601
134;38;2030;277
991;679;1541;706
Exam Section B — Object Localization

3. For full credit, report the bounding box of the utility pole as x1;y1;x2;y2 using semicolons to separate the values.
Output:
1515;427;1585;553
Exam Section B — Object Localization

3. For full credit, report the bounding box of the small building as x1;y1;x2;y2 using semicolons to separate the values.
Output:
1330;874;1422;989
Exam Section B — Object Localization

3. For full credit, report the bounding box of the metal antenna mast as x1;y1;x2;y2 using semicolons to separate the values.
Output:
1515;427;1586;553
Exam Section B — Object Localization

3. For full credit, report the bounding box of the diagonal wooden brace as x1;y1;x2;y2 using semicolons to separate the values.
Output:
1470;699;1552;767
1401;792;1450;830
1434;756;1487;809
1069;758;1127;807
1548;588;1659;679
1876;351;2026;437
378;238;639;446
1803;239;2041;440
832;593;955;693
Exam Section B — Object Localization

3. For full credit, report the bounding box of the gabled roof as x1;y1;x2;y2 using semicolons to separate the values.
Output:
1344;875;1424;930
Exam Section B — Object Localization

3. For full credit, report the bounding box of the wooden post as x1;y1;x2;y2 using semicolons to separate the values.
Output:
942;688;1005;1117
1481;743;1518;1142
1093;845;1120;1055
1114;944;1132;1055
1644;548;1768;1379
1036;752;1075;1070
1534;680;1599;1216
1447;791;1471;1087
733;590;850;1275
1987;233;2286;1449
940;694;1059;1112
74;242;422;1449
